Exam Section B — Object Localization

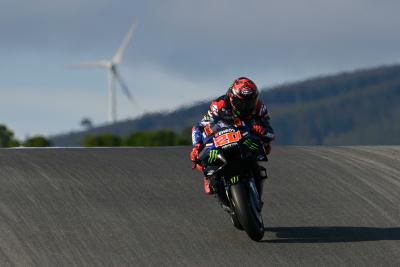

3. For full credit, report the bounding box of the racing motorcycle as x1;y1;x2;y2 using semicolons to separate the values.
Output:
196;118;268;241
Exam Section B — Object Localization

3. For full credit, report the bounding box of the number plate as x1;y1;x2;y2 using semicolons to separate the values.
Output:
213;131;242;148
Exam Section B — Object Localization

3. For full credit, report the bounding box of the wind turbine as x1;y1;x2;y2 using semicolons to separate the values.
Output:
70;22;138;124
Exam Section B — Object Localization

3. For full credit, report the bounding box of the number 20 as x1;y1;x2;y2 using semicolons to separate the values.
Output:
214;131;241;147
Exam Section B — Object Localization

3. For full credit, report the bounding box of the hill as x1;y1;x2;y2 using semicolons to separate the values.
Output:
50;65;400;146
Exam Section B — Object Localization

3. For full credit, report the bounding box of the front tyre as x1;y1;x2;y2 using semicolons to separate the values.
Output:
230;212;244;230
230;181;264;241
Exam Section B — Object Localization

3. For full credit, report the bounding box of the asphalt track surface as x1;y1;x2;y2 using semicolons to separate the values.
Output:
0;146;399;266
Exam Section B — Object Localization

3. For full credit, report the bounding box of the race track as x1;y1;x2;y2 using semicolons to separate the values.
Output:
0;147;399;266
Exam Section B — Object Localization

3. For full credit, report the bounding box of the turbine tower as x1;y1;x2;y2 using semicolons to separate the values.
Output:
70;22;138;124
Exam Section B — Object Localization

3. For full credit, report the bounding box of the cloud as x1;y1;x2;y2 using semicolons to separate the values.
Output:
1;86;106;138
2;0;400;76
1;63;222;138
1;0;400;137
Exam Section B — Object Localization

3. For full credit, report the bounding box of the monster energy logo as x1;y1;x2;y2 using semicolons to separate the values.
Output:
244;139;259;150
230;175;239;184
208;150;218;163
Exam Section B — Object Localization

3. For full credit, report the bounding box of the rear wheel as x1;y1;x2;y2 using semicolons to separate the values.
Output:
230;181;264;241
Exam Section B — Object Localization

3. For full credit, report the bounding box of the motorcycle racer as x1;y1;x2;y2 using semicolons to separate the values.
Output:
190;77;275;196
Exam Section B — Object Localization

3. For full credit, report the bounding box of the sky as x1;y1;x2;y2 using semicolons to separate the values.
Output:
1;0;400;139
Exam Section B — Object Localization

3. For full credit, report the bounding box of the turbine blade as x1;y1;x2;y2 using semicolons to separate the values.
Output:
112;67;133;101
112;22;138;65
67;60;110;69
112;67;143;113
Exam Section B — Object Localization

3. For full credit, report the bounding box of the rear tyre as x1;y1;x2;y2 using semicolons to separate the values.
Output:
230;181;264;241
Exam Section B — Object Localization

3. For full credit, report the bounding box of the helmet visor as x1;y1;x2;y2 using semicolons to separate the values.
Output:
232;97;257;115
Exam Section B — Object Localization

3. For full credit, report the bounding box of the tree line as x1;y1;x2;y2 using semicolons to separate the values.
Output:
82;129;191;147
0;124;191;147
0;124;51;147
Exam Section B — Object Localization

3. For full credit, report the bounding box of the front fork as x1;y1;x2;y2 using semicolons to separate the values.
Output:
223;176;263;212
255;165;267;200
218;164;267;211
249;178;263;212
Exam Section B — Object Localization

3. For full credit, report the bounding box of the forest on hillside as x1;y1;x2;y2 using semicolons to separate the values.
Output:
50;65;400;146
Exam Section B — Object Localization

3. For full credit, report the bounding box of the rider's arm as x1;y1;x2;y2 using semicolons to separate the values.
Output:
260;116;275;142
190;112;214;165
192;123;203;146
192;97;224;146
254;101;275;142
191;112;213;146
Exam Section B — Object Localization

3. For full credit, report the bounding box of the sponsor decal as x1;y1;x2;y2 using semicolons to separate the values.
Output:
216;128;235;136
266;132;275;139
233;118;243;127
221;143;238;150
259;105;266;116
192;131;197;145
207;170;215;176
212;105;219;116
217;121;229;129
208;150;218;163
204;124;214;136
230;175;240;184
214;131;242;147
244;139;259;150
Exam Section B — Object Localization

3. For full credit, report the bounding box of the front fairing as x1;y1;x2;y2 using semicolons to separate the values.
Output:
198;119;267;176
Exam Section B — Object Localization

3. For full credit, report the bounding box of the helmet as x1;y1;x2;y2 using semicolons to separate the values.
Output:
228;77;259;116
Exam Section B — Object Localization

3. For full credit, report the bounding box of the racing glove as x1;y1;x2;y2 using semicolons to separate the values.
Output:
252;124;275;143
190;143;202;163
190;144;203;170
252;124;265;136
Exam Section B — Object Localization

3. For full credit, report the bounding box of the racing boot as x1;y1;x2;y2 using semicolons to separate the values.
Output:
206;177;231;212
203;177;216;195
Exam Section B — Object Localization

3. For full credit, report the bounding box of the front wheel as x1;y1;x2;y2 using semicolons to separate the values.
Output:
230;181;264;241
230;212;244;230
